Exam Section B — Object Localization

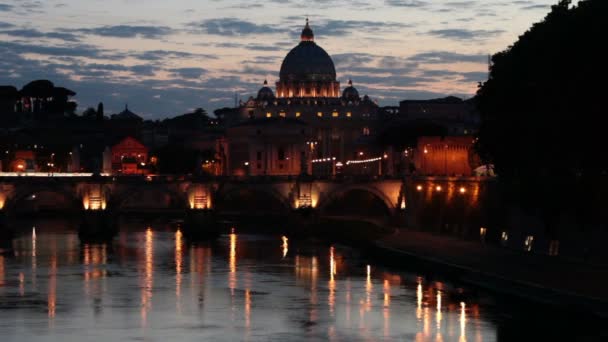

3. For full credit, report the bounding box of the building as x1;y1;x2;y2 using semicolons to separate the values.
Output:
399;96;479;136
413;136;476;176
224;19;382;177
110;137;149;175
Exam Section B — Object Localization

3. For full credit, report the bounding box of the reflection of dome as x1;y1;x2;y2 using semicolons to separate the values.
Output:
257;80;275;101
279;19;336;82
342;80;359;101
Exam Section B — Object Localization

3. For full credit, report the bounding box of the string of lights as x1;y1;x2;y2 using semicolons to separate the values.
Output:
312;157;336;163
345;157;383;165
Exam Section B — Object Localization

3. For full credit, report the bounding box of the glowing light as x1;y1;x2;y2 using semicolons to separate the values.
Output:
175;229;183;304
459;187;467;194
401;200;406;210
435;186;442;192
417;281;423;318
48;255;57;319
436;290;442;330
229;232;237;292
416;185;423;191
281;236;289;258
329;247;336;316
245;289;251;329
345;156;383;165
141;228;154;327
365;265;372;312
330;246;337;280
460;302;467;342
383;279;391;308
524;235;534;252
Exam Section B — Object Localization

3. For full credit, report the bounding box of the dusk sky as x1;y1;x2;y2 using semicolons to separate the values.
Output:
0;0;565;119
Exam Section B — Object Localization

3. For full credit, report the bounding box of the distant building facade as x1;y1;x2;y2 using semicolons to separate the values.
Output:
110;137;149;175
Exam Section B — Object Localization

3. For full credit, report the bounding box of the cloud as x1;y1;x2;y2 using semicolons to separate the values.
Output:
190;18;283;36
72;25;174;39
522;4;550;10
306;19;412;37
384;0;428;7
408;51;488;64
0;40;107;58
129;49;217;61
169;67;207;79
428;28;504;40
0;21;13;28
0;4;13;11
0;28;81;42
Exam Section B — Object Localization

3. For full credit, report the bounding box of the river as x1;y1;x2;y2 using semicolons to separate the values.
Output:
0;219;604;341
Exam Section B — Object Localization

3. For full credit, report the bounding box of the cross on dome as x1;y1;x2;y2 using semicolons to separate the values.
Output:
301;18;314;42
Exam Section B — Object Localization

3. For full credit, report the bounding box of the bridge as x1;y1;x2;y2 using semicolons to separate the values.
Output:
0;175;490;229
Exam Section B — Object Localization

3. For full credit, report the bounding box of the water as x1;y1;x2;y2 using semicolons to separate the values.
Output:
0;220;604;341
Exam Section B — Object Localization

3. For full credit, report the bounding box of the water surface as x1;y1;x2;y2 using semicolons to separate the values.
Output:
0;221;603;341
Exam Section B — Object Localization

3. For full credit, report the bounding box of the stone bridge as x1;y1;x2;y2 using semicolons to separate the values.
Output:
0;175;488;222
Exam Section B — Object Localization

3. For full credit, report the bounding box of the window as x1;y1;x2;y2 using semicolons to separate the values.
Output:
266;112;272;118
279;111;286;118
305;87;311;94
363;127;370;136
317;112;323;117
346;112;352;117
332;111;339;117
295;112;301;117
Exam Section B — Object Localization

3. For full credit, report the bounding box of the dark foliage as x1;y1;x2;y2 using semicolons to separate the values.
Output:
476;0;608;234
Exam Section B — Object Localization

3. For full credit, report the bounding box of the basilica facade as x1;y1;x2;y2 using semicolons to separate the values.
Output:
224;19;383;177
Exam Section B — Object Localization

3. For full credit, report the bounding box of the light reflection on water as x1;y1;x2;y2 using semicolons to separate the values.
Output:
0;223;599;341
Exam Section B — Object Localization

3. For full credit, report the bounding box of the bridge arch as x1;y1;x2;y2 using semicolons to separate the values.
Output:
108;185;188;211
215;185;292;214
4;185;81;214
317;185;396;217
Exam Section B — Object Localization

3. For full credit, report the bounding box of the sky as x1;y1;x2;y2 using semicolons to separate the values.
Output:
0;0;568;119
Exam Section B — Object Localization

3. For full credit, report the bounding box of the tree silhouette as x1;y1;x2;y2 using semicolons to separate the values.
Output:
97;102;104;121
476;0;608;236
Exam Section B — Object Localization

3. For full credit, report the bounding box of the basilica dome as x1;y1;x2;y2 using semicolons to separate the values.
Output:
257;80;275;101
279;19;336;82
342;80;360;101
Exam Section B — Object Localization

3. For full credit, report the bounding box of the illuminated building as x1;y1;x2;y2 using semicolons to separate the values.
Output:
224;19;381;176
110;137;149;175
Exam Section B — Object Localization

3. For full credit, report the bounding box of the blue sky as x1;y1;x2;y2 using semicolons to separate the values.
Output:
0;0;566;119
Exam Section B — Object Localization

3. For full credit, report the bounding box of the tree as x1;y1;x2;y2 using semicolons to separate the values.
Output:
97;102;104;121
476;0;608;236
82;107;97;118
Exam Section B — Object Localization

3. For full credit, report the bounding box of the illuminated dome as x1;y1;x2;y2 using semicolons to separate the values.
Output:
279;19;336;82
257;80;275;101
342;80;360;101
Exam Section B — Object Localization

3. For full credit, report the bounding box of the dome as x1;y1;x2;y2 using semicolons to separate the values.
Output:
257;80;275;101
279;20;336;82
342;80;359;101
